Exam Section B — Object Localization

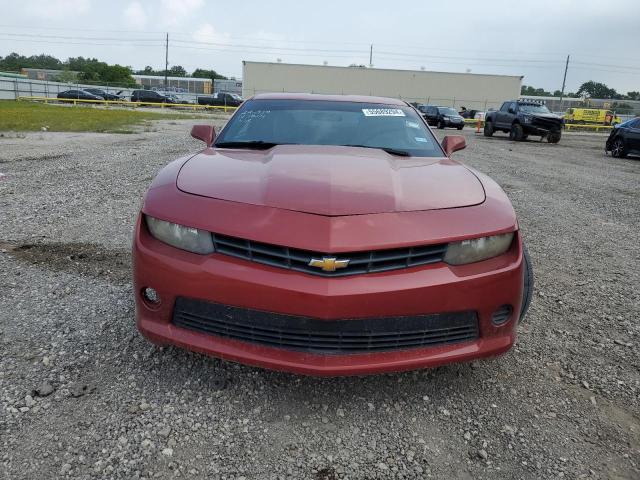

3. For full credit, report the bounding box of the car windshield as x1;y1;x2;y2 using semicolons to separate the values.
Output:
215;99;443;157
438;107;458;116
519;104;551;114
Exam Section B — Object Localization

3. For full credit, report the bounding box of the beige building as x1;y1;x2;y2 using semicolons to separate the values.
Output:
242;61;522;110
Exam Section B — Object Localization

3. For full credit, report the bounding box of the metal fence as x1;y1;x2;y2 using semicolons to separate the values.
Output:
0;76;198;103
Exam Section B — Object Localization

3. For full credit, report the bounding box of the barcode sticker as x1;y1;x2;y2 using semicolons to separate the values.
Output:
362;108;405;117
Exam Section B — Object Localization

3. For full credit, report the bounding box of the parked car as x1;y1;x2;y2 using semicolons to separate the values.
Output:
57;90;103;101
484;100;563;143
83;88;121;101
565;108;621;126
420;105;465;130
197;92;243;107
605;117;640;158
131;90;173;104
133;93;533;376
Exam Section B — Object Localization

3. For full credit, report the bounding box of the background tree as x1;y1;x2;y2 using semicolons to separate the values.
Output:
520;85;551;96
577;80;620;99
168;65;187;77
0;52;62;71
626;91;640;100
192;68;227;81
136;66;156;75
66;57;136;86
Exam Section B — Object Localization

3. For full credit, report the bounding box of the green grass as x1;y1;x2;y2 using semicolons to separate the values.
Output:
0;100;210;133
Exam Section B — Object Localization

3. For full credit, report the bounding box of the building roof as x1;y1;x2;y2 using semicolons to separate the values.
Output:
252;92;407;105
243;61;523;80
131;74;211;82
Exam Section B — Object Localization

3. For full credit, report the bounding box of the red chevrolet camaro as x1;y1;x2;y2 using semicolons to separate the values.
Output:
133;93;533;376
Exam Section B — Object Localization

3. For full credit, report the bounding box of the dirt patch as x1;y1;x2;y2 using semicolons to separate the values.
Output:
315;467;338;480
0;153;69;164
1;241;131;284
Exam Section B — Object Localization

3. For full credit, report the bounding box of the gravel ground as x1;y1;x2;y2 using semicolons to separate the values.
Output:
0;120;638;480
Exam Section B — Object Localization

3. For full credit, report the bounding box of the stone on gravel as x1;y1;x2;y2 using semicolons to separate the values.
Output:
33;381;55;397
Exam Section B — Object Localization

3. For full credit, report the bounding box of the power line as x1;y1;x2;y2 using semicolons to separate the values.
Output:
0;37;164;47
0;32;163;42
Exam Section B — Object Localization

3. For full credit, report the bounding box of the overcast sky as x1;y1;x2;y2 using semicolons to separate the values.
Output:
1;0;639;94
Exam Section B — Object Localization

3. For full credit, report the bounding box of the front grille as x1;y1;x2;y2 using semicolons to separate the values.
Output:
211;232;447;277
532;117;561;131
172;297;479;354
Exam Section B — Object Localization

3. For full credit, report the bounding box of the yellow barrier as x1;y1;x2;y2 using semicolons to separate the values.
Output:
564;123;613;132
17;96;237;113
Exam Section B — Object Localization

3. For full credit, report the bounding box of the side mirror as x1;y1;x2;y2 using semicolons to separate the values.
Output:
508;107;516;114
441;135;466;156
191;125;216;147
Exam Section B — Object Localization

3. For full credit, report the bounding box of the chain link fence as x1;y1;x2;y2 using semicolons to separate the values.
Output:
0;76;199;103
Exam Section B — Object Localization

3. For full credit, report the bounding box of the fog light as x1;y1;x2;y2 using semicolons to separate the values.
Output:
142;287;160;305
491;305;513;326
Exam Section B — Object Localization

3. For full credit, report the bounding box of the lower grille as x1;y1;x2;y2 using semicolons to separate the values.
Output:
172;297;479;354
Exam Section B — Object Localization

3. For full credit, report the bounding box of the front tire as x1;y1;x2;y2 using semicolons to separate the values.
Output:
483;120;494;137
438;120;445;129
547;131;561;143
509;124;524;141
611;137;627;158
457;125;464;130
520;244;534;322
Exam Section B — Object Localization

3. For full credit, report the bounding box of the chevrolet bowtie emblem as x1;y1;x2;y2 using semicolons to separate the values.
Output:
308;256;350;272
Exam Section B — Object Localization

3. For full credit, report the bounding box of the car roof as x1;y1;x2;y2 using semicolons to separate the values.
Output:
251;92;407;106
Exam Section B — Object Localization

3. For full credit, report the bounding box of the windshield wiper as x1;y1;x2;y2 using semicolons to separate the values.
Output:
339;144;411;157
214;141;293;150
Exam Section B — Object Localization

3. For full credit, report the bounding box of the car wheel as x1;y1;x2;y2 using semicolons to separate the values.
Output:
520;244;534;322
509;124;524;141
547;131;561;143
521;134;529;140
483;120;494;137
611;137;627;158
438;120;445;129
457;125;464;130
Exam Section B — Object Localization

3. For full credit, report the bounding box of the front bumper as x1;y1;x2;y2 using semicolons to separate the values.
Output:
133;216;524;376
524;120;563;135
445;119;465;127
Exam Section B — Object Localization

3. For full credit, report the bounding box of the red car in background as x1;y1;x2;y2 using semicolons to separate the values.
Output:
133;93;533;376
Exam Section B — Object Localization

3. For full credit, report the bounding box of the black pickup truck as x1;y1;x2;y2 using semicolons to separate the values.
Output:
484;100;563;143
197;92;243;107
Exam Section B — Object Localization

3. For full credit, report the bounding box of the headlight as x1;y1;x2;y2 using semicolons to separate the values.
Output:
444;233;514;265
145;215;214;254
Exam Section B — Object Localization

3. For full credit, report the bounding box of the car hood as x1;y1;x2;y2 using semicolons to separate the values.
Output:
530;113;562;121
176;145;485;216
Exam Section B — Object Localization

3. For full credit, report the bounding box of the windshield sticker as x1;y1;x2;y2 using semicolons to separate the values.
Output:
414;137;428;143
362;108;405;117
237;110;271;121
406;121;420;129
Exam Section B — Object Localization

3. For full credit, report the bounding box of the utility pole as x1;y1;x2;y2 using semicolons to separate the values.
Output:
369;44;373;68
164;33;169;89
559;54;570;110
